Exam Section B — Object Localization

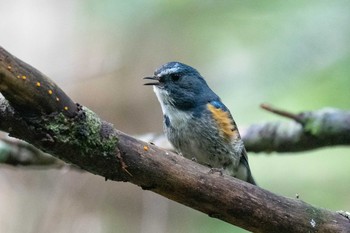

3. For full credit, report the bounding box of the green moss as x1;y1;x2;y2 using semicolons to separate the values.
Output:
303;108;344;137
305;206;324;229
303;117;323;136
42;107;118;158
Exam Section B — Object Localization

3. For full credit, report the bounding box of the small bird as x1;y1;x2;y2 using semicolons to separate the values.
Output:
144;62;256;185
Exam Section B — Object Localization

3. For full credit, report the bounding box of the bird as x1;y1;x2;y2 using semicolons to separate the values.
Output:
144;62;256;185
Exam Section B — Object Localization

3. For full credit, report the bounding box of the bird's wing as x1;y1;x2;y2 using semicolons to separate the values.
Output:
206;100;240;142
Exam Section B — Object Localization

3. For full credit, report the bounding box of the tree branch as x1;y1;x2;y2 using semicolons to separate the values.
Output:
0;133;72;168
0;47;77;117
243;104;350;153
0;46;349;232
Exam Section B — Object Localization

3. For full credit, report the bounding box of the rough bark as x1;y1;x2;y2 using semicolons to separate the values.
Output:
0;46;349;233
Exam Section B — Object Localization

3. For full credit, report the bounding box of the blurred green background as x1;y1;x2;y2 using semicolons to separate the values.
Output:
0;1;349;232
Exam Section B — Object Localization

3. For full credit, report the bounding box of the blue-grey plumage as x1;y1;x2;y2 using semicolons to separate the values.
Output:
144;62;256;185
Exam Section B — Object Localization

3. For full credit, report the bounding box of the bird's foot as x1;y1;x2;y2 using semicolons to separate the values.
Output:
208;168;224;176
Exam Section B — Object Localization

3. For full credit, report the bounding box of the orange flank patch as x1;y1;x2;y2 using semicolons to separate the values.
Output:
207;103;235;140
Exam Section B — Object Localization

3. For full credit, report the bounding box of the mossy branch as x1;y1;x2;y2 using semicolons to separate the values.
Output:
243;104;350;153
0;46;349;233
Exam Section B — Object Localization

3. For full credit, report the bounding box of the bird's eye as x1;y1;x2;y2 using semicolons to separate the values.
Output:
171;74;181;82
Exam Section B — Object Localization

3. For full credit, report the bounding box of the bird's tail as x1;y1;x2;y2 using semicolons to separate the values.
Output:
246;170;257;186
239;152;257;186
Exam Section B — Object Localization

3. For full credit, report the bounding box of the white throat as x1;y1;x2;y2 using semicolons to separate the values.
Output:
153;86;190;127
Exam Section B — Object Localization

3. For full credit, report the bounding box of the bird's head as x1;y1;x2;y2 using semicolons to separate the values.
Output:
144;62;217;110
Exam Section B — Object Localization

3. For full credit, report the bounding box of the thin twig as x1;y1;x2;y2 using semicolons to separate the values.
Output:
260;103;304;124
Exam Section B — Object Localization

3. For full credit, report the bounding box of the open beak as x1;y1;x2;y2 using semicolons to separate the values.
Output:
143;76;160;86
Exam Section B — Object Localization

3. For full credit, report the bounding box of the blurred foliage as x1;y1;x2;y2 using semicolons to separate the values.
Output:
0;0;349;233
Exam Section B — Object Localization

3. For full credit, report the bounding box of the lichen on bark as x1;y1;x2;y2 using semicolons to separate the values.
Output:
44;107;117;153
26;106;119;175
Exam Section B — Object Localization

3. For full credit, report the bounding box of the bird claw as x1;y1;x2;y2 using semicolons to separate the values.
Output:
208;168;224;176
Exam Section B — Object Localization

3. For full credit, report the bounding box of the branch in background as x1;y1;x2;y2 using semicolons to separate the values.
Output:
244;104;350;153
0;133;73;168
0;46;349;233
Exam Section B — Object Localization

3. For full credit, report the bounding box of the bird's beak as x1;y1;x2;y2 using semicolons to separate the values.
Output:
143;76;160;86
